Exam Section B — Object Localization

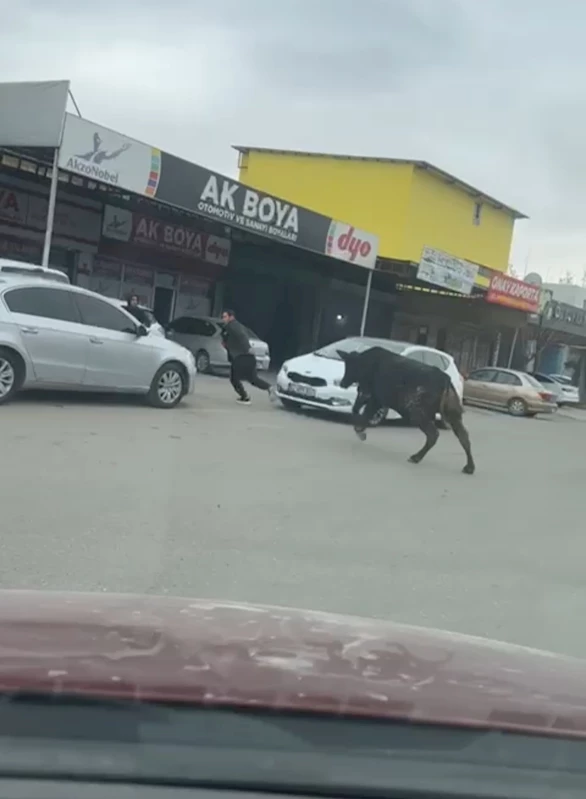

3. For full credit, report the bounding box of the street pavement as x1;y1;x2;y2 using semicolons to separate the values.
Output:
0;375;584;659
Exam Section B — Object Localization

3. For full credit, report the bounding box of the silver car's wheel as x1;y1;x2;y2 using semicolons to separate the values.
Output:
148;364;186;409
0;358;15;398
0;350;21;405
508;397;528;417
195;349;211;373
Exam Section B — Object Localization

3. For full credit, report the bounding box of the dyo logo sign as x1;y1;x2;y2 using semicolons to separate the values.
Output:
337;226;372;262
198;175;299;241
327;222;377;268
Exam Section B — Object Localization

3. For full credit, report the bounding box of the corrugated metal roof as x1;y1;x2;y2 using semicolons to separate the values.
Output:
233;145;528;220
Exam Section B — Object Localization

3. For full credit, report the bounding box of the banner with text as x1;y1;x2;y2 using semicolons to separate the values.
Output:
487;273;541;313
101;204;231;266
417;247;478;295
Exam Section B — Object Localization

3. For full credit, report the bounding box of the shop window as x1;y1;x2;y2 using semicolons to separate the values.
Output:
473;202;483;226
436;328;448;351
416;325;429;346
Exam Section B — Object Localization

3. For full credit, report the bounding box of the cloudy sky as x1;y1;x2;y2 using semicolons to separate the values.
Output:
2;0;585;282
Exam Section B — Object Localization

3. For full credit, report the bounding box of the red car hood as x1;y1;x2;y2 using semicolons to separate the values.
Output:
0;590;585;738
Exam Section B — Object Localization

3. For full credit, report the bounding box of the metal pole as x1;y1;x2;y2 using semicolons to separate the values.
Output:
507;327;520;368
491;330;501;366
41;148;60;267
359;270;373;337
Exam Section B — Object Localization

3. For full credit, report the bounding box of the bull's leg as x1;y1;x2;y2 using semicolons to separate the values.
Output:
352;390;368;416
445;408;475;475
353;396;380;442
408;414;439;464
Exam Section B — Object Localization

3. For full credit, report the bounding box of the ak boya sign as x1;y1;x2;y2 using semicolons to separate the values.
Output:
155;155;347;259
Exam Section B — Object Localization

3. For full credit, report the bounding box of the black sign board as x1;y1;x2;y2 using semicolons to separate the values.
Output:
156;153;332;257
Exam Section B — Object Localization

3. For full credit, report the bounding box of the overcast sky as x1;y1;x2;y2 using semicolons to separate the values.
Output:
2;0;585;282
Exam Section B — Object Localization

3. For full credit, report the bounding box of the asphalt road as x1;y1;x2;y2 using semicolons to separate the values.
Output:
1;375;584;658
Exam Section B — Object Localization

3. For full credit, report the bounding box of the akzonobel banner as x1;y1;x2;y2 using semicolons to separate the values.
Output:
59;115;161;197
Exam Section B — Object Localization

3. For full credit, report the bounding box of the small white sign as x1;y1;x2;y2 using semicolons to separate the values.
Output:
102;205;133;242
417;247;478;295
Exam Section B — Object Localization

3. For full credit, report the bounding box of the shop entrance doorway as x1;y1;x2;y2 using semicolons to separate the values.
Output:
153;286;175;324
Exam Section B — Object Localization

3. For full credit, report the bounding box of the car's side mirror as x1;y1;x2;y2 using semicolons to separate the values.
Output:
136;324;148;337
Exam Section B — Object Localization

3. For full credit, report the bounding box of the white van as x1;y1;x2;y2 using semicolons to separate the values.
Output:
0;259;70;284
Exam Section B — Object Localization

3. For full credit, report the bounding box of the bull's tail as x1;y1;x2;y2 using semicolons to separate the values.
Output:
439;381;464;429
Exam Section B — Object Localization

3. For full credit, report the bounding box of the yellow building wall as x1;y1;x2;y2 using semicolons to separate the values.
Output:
405;167;514;273
238;151;515;273
238;151;415;260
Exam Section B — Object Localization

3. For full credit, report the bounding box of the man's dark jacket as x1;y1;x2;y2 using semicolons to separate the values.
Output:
221;319;251;361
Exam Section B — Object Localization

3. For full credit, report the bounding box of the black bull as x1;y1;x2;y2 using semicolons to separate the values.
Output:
338;347;475;475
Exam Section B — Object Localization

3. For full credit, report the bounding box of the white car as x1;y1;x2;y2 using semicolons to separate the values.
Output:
166;316;271;373
275;336;464;425
0;258;70;283
549;373;580;406
112;299;165;337
0;276;196;408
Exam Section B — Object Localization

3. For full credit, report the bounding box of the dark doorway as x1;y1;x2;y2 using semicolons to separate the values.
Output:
266;284;304;368
153;287;174;324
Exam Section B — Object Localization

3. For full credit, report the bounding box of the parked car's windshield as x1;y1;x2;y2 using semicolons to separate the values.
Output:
526;373;549;390
315;338;410;359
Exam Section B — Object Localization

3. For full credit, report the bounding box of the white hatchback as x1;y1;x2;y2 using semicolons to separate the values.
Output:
276;336;463;425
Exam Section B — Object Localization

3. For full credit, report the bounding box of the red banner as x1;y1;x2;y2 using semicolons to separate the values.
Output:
101;204;231;266
486;274;540;313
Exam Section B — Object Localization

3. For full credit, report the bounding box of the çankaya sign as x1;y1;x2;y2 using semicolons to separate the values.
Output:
57;115;378;266
486;274;541;314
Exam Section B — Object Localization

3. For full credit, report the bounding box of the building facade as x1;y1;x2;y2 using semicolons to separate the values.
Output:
235;148;526;281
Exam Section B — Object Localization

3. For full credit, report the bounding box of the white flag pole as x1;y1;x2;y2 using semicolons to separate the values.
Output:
359;269;373;337
41;147;60;267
